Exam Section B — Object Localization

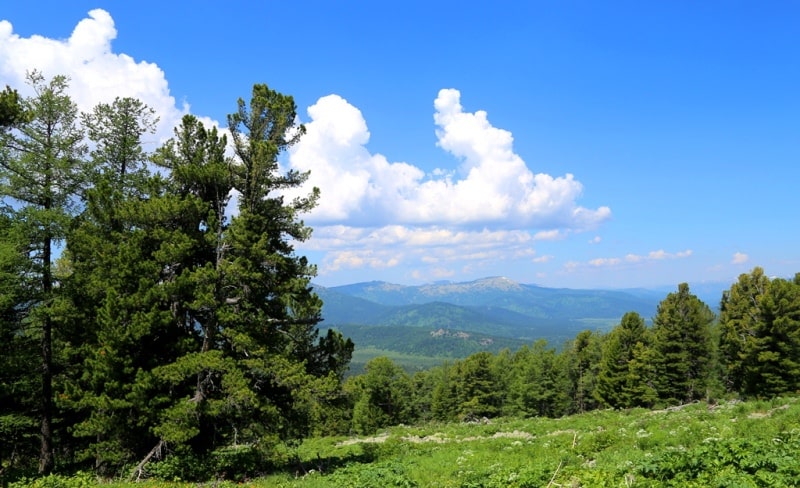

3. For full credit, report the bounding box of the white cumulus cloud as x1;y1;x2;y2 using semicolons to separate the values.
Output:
288;89;611;230
283;89;613;279
0;9;186;142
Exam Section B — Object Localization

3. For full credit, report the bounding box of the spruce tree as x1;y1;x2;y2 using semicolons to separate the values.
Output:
651;283;714;404
595;312;648;408
755;276;800;396
718;267;769;395
50;95;165;476
0;72;88;473
563;330;603;413
719;269;800;398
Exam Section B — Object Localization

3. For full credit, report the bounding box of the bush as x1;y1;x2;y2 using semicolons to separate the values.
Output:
9;471;95;488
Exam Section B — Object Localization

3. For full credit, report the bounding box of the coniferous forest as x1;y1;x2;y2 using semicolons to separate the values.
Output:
1;74;800;484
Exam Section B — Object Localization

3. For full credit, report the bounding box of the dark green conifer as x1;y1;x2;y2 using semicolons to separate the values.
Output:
596;312;648;408
651;283;714;404
718;267;770;394
0;72;88;473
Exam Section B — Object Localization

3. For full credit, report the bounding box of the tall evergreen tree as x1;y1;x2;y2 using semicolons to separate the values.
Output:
0;72;88;473
508;341;569;417
431;362;459;421
455;351;504;419
563;330;603;413
57;84;346;479
718;267;770;395
595;312;648;408
347;357;412;435
82;97;158;201
754;276;800;396
651;283;714;404
408;369;437;423
111;85;344;478
59;97;162;475
719;269;800;397
624;341;658;408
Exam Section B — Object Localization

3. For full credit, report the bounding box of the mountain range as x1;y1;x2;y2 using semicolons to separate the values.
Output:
313;276;729;370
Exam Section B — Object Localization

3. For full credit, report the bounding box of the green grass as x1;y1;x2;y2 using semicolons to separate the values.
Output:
13;396;800;487
261;396;800;487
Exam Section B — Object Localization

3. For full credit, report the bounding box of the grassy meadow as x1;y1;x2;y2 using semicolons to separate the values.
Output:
16;396;800;487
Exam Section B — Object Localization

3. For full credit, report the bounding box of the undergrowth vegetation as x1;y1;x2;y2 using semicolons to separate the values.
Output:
11;396;799;487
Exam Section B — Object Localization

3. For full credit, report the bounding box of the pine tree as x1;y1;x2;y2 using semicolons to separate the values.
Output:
0;86;24;128
595;312;648;408
563;330;603;413
719;269;800;398
57;97;165;476
754;276;800;396
507;341;570;417
118;85;343;477
347;357;412;434
0;72;88;473
718;267;770;395
651;283;714;404
431;362;459;421
625;342;658;408
455;351;504;419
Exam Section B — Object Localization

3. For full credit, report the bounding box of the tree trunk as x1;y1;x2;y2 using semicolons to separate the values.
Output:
39;235;54;474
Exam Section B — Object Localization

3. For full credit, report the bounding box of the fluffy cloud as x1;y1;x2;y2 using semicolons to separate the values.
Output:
288;89;611;230
284;89;613;278
310;225;543;280
732;252;749;264
0;9;185;142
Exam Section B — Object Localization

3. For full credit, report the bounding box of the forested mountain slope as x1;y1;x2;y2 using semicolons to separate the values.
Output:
317;277;662;341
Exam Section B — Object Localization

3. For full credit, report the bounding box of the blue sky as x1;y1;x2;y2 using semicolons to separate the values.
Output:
1;1;798;290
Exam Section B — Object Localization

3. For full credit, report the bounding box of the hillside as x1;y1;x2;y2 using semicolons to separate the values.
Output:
316;278;662;354
325;277;659;320
337;323;526;355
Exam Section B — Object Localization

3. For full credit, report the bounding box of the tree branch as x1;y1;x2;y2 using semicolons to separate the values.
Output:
129;439;165;481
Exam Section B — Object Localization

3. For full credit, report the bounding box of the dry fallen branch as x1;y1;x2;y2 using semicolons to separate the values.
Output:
130;439;165;481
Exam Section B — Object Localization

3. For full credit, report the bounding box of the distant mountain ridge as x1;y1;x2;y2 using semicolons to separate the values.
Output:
315;277;664;341
320;276;659;320
314;277;725;370
313;276;730;370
